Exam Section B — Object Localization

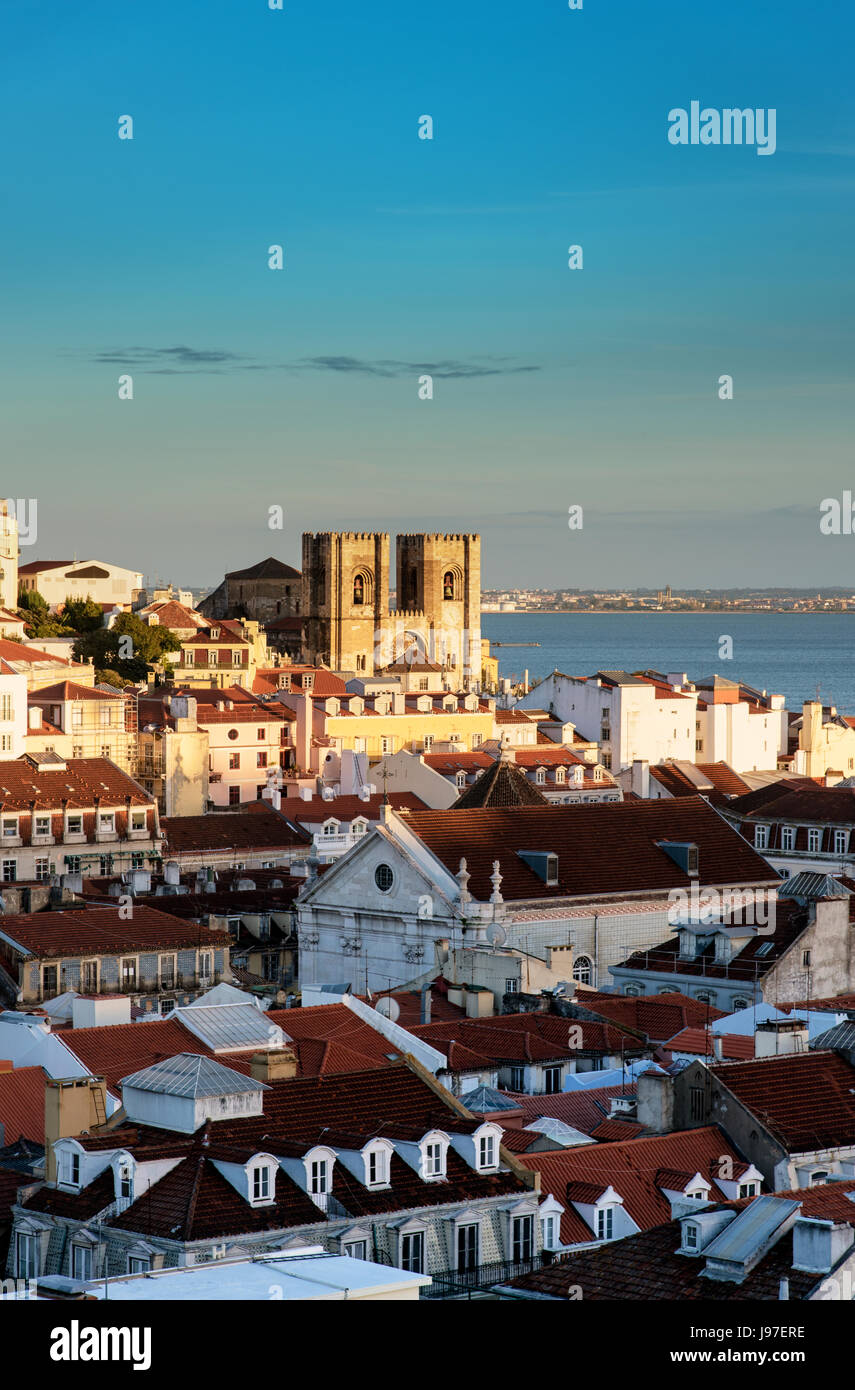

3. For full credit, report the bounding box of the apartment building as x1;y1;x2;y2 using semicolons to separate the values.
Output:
0;754;160;884
0;906;230;1013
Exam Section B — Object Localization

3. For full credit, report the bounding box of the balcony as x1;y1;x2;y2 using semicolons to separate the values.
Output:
419;1255;546;1300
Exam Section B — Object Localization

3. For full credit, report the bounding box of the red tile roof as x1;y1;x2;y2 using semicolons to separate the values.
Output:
60;1002;412;1093
30;681;123;702
0;756;152;810
666;1027;754;1060
0;1065;47;1142
519;1126;748;1240
289;792;427;823
398;798;777;902
572;990;727;1041
504;1085;638;1136
0;906;229;961
409;1012;644;1067
709;1050;855;1151
161;805;310;854
24;1062;530;1237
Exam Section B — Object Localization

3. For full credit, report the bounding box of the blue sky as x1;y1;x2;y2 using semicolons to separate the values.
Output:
2;0;853;589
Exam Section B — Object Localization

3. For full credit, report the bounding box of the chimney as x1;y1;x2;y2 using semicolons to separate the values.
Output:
28;705;42;731
792;1218;855;1275
420;982;432;1025
250;1048;297;1083
636;1069;674;1134
296;692;313;773
631;759;650;799
755;1018;809;1057
45;1076;109;1183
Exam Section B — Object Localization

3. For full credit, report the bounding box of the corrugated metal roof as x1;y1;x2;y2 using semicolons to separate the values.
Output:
176;1003;288;1054
810;1020;855;1052
120;1053;268;1099
703;1195;800;1265
779;872;852;902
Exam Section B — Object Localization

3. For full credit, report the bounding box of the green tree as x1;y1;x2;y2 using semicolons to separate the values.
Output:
62;595;107;632
74;614;180;681
17;587;72;639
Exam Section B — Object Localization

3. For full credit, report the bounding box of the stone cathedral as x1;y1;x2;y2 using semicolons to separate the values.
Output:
301;531;481;684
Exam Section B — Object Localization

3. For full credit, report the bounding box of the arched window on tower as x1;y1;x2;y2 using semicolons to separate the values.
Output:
353;575;365;606
443;571;455;600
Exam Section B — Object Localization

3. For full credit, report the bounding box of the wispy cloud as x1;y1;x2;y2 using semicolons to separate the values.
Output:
91;347;541;379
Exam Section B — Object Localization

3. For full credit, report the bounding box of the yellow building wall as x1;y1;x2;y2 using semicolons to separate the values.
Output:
324;708;495;757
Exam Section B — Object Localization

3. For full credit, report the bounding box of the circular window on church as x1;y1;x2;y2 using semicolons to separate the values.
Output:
375;864;394;893
228;729;239;740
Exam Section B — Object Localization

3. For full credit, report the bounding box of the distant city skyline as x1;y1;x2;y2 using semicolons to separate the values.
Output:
3;0;853;588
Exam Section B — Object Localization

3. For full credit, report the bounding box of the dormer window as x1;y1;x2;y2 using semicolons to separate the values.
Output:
781;826;795;852
754;825;769;850
807;828;821;854
310;1159;328;1195
535;768;546;785
60;1148;81;1189
252;1165;271;1202
555;767;566;785
476;1128;499;1172
211;628;220;639
322;819;340;837
363;1141;394;1189
596;1206;614;1240
738;1181;758;1198
684;1221;699;1250
351;819;367;837
118;1162;133;1201
420;1131;449;1181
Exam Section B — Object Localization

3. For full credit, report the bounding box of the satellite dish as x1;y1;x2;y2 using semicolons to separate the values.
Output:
486;922;507;949
375;996;401;1023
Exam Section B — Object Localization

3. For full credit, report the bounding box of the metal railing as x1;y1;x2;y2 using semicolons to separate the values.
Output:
419;1255;545;1299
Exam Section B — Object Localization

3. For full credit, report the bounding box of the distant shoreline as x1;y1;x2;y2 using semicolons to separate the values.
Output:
481;609;854;617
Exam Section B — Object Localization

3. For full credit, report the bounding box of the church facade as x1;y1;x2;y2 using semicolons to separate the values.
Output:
301;531;481;685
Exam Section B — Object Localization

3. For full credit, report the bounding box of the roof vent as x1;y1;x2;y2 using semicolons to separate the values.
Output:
517;850;559;886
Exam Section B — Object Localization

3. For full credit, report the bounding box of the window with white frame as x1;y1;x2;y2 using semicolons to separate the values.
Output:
535;768;546;785
252;1165;272;1203
351;819;367;836
366;1146;390;1187
573;955;593;986
71;1243;93;1281
118;1162;133;1201
541;1214;559;1250
310;1158;329;1195
455;771;466;789
343;1240;367;1261
423;1139;447;1179
131;809;147;830
684;1222;699;1251
754;825;769;850
781;826;796;852
738;1181;758;1198
511;1213;533;1262
34;814;51;838
400;1230;425;1273
66;813;83;835
477;1131;498;1170
60;1149;81;1187
835;829;849;856
510;1065;525;1092
1;816;18;839
596;1205;614;1240
16;1232;38;1279
128;1255;151;1274
807;827;821;853
322;820;340;837
543;1065;562;1095
99;812;115;834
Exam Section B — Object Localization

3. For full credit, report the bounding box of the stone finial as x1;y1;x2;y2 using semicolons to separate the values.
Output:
490;860;503;905
457;857;471;905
